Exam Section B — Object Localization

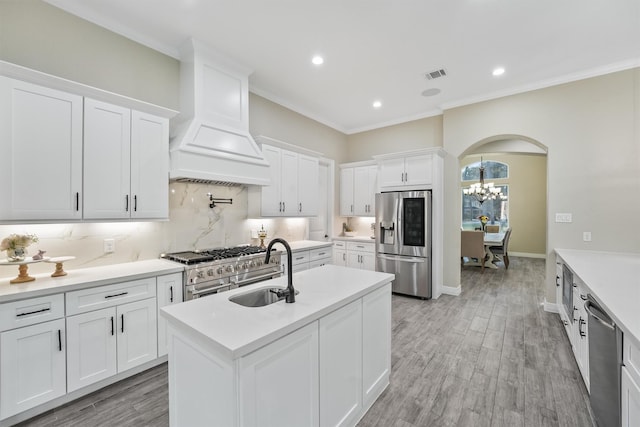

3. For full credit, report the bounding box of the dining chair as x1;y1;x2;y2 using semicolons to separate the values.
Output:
491;228;512;269
485;225;500;233
460;230;486;272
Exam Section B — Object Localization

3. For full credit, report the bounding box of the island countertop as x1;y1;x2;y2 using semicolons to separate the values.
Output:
161;264;394;359
555;248;640;346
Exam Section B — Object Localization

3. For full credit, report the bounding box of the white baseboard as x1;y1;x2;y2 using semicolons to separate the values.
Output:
509;251;546;259
441;285;461;296
543;299;559;313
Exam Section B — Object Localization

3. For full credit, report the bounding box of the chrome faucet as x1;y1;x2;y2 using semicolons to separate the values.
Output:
265;238;296;303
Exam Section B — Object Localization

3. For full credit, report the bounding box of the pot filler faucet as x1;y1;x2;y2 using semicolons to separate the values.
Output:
265;238;296;303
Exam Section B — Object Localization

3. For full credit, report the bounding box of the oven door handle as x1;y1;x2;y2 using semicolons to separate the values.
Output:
190;286;226;296
231;271;281;287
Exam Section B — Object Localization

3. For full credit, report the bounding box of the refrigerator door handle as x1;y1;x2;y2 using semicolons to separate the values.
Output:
377;254;425;263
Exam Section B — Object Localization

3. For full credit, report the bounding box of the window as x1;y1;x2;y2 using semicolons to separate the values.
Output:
461;160;509;230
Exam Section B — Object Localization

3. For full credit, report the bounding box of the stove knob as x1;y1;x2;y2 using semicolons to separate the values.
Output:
256;259;263;266
242;262;250;269
207;269;214;276
196;271;205;279
249;261;256;268
217;267;224;274
226;265;234;273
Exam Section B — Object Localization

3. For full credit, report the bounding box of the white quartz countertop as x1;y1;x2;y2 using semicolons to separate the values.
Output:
555;249;640;345
161;265;394;359
286;240;333;251
333;236;375;243
0;259;184;303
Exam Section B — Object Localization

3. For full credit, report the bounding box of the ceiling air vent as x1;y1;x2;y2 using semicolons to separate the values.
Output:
425;68;447;80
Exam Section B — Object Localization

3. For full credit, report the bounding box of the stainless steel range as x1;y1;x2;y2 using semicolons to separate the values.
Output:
162;246;282;301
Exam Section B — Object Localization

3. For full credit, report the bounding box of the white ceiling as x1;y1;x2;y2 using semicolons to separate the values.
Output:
45;0;640;134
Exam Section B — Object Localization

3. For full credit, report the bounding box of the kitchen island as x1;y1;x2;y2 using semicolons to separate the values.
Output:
161;264;394;427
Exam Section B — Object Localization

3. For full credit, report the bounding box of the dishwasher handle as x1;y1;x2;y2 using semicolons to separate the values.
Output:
584;299;615;330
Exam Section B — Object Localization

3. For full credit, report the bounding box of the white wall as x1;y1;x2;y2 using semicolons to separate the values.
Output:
443;69;640;302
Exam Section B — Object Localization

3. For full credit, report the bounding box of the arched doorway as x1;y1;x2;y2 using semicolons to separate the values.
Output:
458;135;548;277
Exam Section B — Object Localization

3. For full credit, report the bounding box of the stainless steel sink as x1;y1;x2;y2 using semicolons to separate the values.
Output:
229;287;299;307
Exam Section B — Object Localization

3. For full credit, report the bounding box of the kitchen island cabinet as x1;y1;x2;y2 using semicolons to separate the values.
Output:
161;265;393;427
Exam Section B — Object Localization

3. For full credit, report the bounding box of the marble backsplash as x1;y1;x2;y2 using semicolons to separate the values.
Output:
0;182;308;277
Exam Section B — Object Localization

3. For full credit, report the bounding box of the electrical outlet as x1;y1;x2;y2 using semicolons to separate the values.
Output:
583;232;592;242
555;213;572;223
104;238;115;253
250;229;258;239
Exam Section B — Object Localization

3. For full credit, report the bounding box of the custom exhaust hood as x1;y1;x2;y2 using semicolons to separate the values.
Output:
169;39;270;186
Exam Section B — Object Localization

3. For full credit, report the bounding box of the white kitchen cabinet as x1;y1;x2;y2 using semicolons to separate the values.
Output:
249;140;320;217
308;247;332;269
346;241;376;271
375;151;434;190
319;300;362;427
571;278;589;390
282;246;333;274
0;318;66;419
157;272;183;357
0;77;83;221
66;298;157;392
622;366;640;427
362;284;391;410
84;98;169;220
239;322;320;427
333;241;348;267
340;162;377;217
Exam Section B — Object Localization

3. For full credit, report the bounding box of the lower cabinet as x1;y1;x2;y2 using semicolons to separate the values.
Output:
346;242;375;271
320;300;363;427
240;322;320;427
571;280;589;390
362;285;392;409
283;246;333;274
0;319;66;419
622;366;640;427
66;298;158;392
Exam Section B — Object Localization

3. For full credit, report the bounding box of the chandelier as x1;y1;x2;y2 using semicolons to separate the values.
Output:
462;158;507;204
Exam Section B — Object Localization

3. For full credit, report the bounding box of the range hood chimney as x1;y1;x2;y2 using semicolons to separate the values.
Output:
169;39;270;186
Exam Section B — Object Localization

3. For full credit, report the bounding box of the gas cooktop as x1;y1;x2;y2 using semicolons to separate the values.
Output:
163;246;267;265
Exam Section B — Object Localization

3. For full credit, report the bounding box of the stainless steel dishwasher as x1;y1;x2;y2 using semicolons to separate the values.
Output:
585;294;622;427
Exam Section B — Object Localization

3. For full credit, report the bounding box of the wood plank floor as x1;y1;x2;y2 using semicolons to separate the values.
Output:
18;257;594;427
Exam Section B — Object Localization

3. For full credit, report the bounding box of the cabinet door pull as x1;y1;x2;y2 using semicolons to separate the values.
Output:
58;329;62;351
579;318;586;337
134;195;137;212
16;307;51;317
318;252;325;256
283;202;286;212
296;256;305;261
580;294;587;301
76;192;80;211
170;286;174;303
105;291;128;299
351;204;353;213
556;275;560;287
299;202;302;212
110;316;114;336
342;253;346;261
121;314;124;333
125;194;129;212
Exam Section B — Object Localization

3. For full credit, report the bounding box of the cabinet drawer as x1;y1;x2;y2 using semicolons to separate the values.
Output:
291;251;310;265
0;294;65;331
625;336;640;385
310;247;332;261
309;259;330;269
66;277;157;316
333;241;346;249
347;242;375;253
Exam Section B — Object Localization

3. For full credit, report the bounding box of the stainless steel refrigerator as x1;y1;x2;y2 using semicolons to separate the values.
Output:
375;190;432;299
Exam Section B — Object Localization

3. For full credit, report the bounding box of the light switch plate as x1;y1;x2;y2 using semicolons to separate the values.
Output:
555;213;572;223
103;238;115;253
583;232;592;242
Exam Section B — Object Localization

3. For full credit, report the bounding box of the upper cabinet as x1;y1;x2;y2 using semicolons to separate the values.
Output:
249;137;320;218
0;63;176;223
0;77;83;221
339;162;377;217
374;148;445;192
84;99;169;220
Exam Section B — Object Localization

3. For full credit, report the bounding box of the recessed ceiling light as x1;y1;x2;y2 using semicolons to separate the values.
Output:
312;55;324;65
421;88;441;97
372;100;382;109
492;67;505;77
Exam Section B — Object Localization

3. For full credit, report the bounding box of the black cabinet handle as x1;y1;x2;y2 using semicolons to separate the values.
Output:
110;316;114;336
58;329;62;351
76;192;80;211
105;292;128;299
134;195;137;212
170;286;174;303
16;307;51;317
299;202;302;212
125;195;129;212
580;294;587;301
121;314;124;333
556;275;560;287
579;318;586;337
